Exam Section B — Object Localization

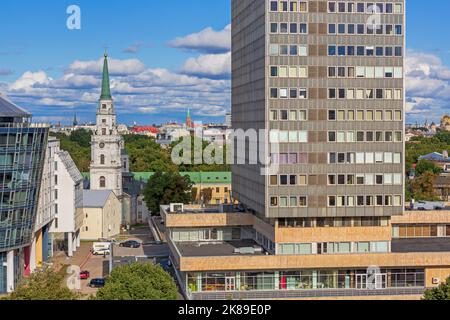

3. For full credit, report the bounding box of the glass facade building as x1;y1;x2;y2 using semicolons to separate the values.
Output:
0;96;48;293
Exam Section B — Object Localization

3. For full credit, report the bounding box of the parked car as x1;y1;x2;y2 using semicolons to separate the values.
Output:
92;242;111;255
89;278;106;288
79;271;90;280
119;240;141;248
92;248;111;256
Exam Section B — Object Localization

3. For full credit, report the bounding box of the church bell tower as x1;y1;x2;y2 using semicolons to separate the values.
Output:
90;52;123;197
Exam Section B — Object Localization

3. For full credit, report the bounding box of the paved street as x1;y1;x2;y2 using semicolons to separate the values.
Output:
113;226;169;257
53;242;109;297
52;225;170;297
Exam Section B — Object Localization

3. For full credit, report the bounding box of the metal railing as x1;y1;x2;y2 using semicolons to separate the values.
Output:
190;287;426;300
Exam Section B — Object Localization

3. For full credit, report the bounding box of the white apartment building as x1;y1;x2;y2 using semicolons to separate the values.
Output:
49;150;84;257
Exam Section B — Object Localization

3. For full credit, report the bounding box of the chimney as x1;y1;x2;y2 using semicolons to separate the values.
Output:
444;151;449;159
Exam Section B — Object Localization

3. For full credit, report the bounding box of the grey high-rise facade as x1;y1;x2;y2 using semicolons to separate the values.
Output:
232;0;405;220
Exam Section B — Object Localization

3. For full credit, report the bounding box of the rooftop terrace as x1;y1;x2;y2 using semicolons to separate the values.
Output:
176;240;266;258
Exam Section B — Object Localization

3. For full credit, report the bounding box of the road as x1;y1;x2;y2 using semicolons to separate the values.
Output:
53;226;170;297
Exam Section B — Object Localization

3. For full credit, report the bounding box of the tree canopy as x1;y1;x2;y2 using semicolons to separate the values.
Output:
7;267;80;300
143;171;194;214
50;130;92;172
415;160;442;177
406;132;450;201
424;277;450;300
406;131;450;172
95;263;178;300
50;130;231;173
170;136;231;172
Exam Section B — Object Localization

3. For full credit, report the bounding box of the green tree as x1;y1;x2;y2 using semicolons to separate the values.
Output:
191;187;198;203
143;171;193;214
96;263;178;300
200;188;213;205
8;267;80;300
50;130;91;172
415;160;442;177
424;277;450;300
410;171;440;201
170;137;231;172
69;128;92;148
124;135;177;172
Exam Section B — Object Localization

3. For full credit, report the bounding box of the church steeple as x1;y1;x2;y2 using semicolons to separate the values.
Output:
186;108;192;128
100;52;112;100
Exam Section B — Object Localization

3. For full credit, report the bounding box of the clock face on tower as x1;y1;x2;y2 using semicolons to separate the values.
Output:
99;142;105;149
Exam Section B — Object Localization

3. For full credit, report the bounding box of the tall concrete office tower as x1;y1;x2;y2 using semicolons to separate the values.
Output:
232;0;405;223
162;1;450;300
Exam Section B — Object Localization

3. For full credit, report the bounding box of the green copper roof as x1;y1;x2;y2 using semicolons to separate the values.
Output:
133;172;231;184
100;53;112;100
81;172;232;184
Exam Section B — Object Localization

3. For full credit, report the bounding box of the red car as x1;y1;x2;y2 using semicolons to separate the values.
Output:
79;271;90;280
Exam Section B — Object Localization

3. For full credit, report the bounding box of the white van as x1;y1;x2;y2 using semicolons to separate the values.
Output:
92;242;111;256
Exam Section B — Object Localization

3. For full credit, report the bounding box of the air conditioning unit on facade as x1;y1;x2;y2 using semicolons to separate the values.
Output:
432;278;441;285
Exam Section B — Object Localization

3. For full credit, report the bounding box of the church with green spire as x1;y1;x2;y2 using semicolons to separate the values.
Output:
100;52;112;101
89;52;124;199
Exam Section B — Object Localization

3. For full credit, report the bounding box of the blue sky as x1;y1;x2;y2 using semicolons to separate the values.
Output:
0;1;449;125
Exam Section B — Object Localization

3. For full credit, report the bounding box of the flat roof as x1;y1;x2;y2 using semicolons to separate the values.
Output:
176;240;266;257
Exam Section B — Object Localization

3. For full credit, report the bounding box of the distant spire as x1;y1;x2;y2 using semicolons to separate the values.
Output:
73;113;78;126
186;108;192;128
100;51;112;100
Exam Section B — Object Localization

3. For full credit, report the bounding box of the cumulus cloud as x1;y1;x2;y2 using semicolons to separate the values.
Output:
67;58;146;76
9;71;51;92
406;50;450;122
168;24;231;54
181;52;231;78
4;56;230;122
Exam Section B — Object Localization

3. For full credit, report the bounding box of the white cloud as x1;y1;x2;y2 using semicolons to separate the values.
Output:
67;58;146;76
181;52;231;78
405;50;450;122
9;71;51;92
168;24;231;54
4;57;230;121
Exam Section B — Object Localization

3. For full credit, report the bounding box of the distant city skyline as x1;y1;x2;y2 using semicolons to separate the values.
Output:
0;1;449;124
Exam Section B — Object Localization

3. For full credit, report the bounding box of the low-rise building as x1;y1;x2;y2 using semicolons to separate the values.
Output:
80;190;121;241
134;172;233;207
418;152;450;172
161;204;450;300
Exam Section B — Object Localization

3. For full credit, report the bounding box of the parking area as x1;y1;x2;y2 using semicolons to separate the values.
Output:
113;226;169;257
51;225;173;297
52;242;109;296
